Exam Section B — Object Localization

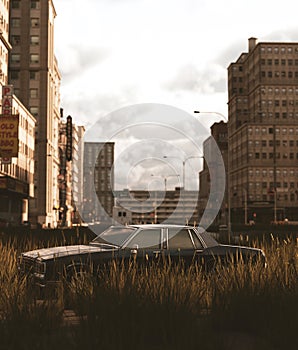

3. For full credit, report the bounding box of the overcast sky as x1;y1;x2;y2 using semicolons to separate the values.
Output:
54;0;298;190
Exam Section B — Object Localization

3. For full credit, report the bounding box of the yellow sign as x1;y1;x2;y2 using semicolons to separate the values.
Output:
0;115;19;158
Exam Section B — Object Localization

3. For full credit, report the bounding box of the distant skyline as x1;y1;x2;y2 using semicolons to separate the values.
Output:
54;0;298;129
54;0;298;190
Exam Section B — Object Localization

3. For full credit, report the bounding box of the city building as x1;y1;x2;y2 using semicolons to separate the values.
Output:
0;2;36;226
82;142;114;224
9;0;61;227
0;91;36;226
198;121;228;227
70;123;85;225
228;37;298;224
114;188;199;225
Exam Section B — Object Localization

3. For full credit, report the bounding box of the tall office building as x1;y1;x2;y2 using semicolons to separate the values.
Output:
198;121;228;226
0;1;36;226
9;0;61;227
83;142;114;223
228;38;298;224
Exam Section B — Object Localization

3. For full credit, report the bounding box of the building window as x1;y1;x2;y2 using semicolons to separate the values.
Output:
10;71;19;80
30;107;39;117
29;89;38;98
30;54;39;63
11;35;20;45
11;18;20;27
30;36;39;45
30;71;39;79
11;54;20;63
31;0;40;9
12;0;20;8
31;18;39;27
274;59;279;65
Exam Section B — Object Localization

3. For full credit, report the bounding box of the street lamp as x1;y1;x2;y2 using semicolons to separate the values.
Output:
150;174;180;224
194;110;231;242
163;155;203;190
151;174;180;192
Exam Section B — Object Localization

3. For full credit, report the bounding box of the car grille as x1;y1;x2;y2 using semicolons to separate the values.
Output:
19;256;46;276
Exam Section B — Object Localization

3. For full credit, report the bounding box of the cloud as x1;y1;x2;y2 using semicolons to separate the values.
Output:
163;62;226;94
57;45;110;82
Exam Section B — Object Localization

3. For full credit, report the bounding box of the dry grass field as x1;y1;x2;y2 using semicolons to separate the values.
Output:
0;229;297;350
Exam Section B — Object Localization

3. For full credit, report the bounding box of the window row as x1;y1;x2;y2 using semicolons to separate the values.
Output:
248;169;298;177
248;140;298;147
260;99;298;106
10;70;39;80
249;152;298;160
261;58;298;66
11;35;39;46
11;53;39;64
260;46;298;54
11;18;40;27
248;127;298;135
11;1;40;9
261;71;298;78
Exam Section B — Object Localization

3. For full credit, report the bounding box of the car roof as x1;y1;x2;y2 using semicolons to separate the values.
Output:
126;224;198;229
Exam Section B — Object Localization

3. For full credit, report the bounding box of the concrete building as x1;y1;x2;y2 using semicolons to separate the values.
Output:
228;38;298;224
9;0;61;227
0;2;36;226
198;121;228;227
82;142;114;224
114;188;199;225
0;92;36;226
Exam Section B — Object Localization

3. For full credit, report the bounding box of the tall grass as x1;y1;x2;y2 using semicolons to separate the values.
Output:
0;232;297;349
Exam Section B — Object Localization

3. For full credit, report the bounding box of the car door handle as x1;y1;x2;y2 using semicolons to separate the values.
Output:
195;249;204;254
153;250;161;257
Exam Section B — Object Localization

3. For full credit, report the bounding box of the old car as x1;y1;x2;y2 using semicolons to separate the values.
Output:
18;224;266;286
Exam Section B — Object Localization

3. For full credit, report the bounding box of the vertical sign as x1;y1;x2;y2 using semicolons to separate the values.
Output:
0;85;18;162
66;115;72;161
0;115;19;157
2;85;13;115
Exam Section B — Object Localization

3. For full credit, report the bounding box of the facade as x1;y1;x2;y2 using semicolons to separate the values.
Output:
228;38;298;224
9;0;61;227
0;2;36;226
71;124;85;225
82;142;114;224
114;188;199;225
198;121;228;227
0;93;36;225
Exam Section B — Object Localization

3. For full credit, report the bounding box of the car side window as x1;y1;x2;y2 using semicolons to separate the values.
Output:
125;229;161;249
168;229;195;249
190;230;204;249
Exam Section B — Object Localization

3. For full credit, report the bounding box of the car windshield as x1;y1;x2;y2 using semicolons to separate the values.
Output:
91;226;136;247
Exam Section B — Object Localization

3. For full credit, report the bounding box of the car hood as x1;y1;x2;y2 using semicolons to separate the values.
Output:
21;245;114;261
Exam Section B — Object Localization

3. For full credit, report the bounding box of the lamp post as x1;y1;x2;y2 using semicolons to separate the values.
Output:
194;110;231;242
150;174;180;223
163;155;203;190
151;174;180;192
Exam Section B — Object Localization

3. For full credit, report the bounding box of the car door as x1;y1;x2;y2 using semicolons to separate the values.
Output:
166;228;197;266
123;227;163;264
